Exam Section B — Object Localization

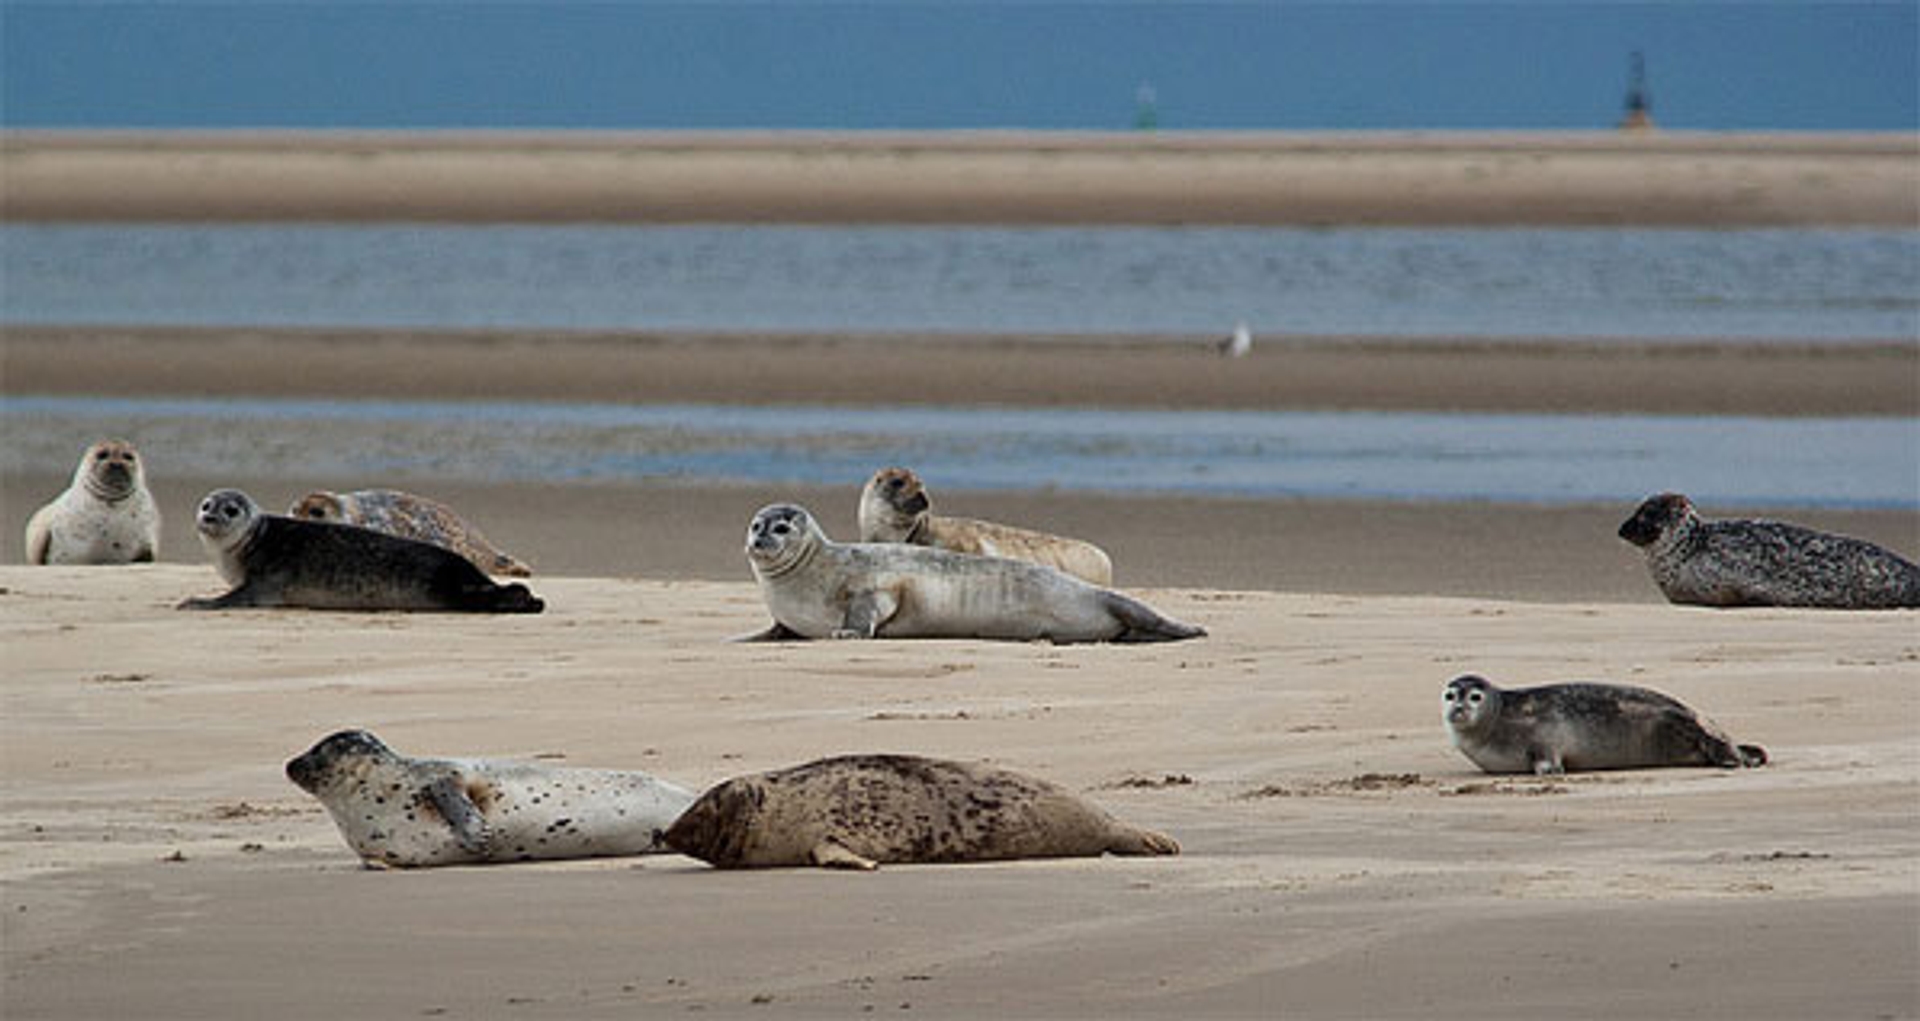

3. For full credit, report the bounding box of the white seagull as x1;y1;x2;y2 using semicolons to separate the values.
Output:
1217;321;1252;358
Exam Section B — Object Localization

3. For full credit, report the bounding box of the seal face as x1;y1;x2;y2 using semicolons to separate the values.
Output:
858;467;1114;586
290;489;533;577
663;753;1180;870
24;439;161;565
1442;674;1768;775
286;729;696;868
743;502;1202;643
179;488;544;613
1618;492;1920;609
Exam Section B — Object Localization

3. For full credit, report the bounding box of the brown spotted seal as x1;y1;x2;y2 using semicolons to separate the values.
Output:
179;488;543;613
858;467;1114;585
24;439;161;565
1618;492;1920;609
1442;674;1767;775
663;753;1180;870
286;730;695;868
743;503;1202;643
290;488;533;577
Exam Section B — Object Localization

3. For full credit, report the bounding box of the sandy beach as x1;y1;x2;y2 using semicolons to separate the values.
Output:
5;130;1917;226
4;130;1919;1018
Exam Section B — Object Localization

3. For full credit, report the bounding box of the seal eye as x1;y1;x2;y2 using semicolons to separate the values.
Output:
1467;691;1484;705
95;450;110;461
771;522;791;536
223;504;239;519
1442;690;1457;702
123;452;135;462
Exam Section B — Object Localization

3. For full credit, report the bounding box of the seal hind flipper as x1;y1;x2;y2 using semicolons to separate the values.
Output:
1737;744;1769;767
1110;827;1181;856
425;776;492;856
810;840;880;871
475;582;544;614
1101;591;1206;643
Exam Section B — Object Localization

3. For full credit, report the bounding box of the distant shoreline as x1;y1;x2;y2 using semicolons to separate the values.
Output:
4;129;1915;225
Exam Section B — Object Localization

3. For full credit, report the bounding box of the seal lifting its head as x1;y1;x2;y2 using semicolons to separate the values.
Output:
196;488;261;547
285;728;395;794
745;503;825;579
1618;492;1693;548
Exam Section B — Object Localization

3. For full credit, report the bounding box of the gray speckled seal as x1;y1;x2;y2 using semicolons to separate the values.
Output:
858;466;1114;585
180;489;543;613
291;488;533;577
1442;674;1767;775
743;503;1201;643
663;753;1180;870
24;439;161;565
1618;492;1920;609
286;730;696;868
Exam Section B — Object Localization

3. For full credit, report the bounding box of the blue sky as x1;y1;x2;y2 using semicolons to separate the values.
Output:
3;3;1915;131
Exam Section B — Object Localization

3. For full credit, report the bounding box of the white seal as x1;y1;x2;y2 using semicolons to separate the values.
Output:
286;730;696;868
24;439;161;565
744;503;1202;643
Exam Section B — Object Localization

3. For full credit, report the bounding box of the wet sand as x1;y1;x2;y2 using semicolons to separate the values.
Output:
5;129;1916;225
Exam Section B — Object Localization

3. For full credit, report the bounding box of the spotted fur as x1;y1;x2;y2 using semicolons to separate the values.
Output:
1619;493;1920;609
664;753;1180;870
1442;674;1767;775
291;489;532;577
858;466;1114;585
286;730;695;868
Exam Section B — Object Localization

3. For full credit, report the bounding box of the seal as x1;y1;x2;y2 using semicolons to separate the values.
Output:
24;439;161;565
1442;674;1768;775
286;729;696;868
663;753;1180;870
743;503;1202;643
858;467;1114;585
1618;492;1920;609
179;489;544;613
290;488;533;577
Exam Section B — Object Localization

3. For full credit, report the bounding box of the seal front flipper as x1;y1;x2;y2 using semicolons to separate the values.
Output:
425;776;492;857
810;840;879;871
836;590;899;640
177;584;262;610
735;620;807;643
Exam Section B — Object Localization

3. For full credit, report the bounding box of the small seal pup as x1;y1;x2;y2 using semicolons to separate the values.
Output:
1442;674;1767;775
1618;492;1920;609
286;729;696;868
744;503;1202;643
663;753;1180;870
179;489;544;613
858;467;1114;585
290;488;533;577
24;439;161;565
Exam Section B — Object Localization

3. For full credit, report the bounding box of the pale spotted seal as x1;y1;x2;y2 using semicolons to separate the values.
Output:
179;489;544;613
286;729;695;868
1442;674;1767;775
24;439;161;565
858;467;1114;585
663;753;1180;870
1618;492;1920;609
290;488;533;577
743;503;1202;643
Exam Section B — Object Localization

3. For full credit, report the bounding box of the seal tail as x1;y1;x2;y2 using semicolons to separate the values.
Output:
1101;591;1206;643
1736;743;1768;768
1110;827;1181;856
481;582;545;614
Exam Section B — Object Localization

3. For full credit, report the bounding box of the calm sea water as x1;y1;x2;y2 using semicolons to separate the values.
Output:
6;396;1916;509
3;224;1916;341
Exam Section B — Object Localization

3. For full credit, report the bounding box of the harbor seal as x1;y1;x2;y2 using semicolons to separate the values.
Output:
858;467;1114;585
1618;492;1920;609
663;753;1180;870
286;729;696;868
179;489;544;613
743;503;1202;643
290;488;533;577
1442;674;1767;775
23;439;161;565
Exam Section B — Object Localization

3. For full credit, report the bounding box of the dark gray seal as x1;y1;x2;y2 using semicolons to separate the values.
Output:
663;753;1181;870
287;730;695;868
1442;674;1768;775
743;503;1202;643
1618;492;1920;609
179;488;544;612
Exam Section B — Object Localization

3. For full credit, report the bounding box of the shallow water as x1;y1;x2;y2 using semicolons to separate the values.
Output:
4;225;1916;341
6;396;1915;509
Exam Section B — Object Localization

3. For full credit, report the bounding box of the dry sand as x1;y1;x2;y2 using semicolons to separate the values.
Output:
5;130;1916;226
2;567;1915;1019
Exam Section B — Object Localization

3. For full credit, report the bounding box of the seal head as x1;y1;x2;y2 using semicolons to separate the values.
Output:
286;728;395;794
745;503;826;581
1618;492;1693;549
859;467;932;543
